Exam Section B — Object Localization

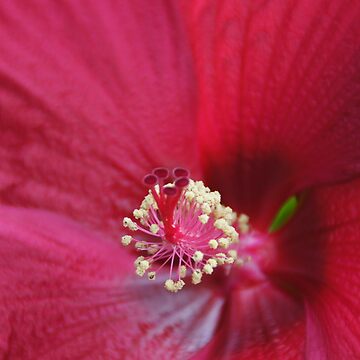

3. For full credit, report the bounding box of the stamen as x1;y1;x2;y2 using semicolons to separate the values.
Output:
121;167;250;292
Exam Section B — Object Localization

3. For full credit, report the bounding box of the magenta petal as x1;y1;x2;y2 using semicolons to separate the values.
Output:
0;206;223;359
274;179;360;358
181;0;360;227
0;1;198;234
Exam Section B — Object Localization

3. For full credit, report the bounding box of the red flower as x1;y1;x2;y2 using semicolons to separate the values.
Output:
1;1;360;359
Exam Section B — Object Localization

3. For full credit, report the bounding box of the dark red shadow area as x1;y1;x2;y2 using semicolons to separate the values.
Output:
190;184;328;358
203;151;296;232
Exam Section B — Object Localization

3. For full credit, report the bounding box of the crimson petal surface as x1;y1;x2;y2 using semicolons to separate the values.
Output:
0;0;199;235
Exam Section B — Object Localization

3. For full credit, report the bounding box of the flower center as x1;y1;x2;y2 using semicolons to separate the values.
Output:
121;167;251;292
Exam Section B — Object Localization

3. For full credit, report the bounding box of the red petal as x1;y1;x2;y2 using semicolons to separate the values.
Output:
181;0;360;228
0;1;198;234
0;206;222;359
190;283;305;360
193;178;360;359
274;179;360;358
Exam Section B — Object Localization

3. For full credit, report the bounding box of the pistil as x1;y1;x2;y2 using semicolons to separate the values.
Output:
121;167;250;292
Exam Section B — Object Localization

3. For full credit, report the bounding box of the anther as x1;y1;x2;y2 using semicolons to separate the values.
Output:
192;269;203;285
121;235;132;246
203;264;214;275
208;239;218;249
192;251;204;263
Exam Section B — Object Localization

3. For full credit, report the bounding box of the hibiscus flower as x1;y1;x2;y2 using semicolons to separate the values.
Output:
1;1;360;359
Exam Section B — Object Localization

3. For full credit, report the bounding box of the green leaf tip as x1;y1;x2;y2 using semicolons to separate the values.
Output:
269;195;299;233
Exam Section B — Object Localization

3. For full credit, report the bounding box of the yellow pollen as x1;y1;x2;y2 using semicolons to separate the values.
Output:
238;213;250;234
208;239;218;249
121;235;132;246
134;256;145;267
218;237;230;249
198;214;209;224
141;193;158;211
147;245;158;255
203;264;213;275
228;249;238;260
164;279;185;293
150;224;159;234
192;269;203;285
196;195;204;204
180;265;187;278
225;257;235;264
215;253;227;265
133;209;147;220
207;258;217;268
201;203;211;215
185;191;195;201
135;241;147;249
123;217;138;231
192;251;204;263
136;268;146;277
135;259;150;277
164;279;176;292
214;218;228;230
